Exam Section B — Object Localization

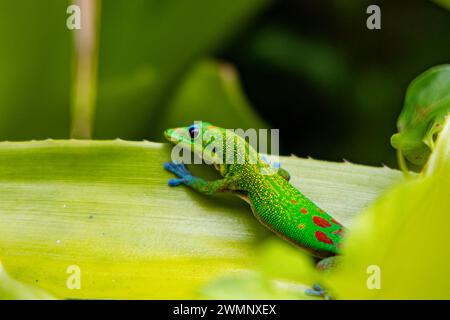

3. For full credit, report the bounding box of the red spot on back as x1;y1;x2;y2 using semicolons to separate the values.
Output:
317;208;324;213
313;216;331;228
333;228;345;237
291;199;297;204
315;231;334;245
301;208;308;214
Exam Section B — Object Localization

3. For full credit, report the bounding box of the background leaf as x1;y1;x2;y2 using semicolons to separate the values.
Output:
0;261;55;300
0;0;267;141
391;65;450;167
328;116;450;299
95;0;268;140
200;238;318;300
0;0;71;140
433;0;450;11
200;271;307;300
149;59;267;138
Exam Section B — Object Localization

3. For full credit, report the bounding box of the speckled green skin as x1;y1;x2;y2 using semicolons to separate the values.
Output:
235;164;344;258
164;122;346;260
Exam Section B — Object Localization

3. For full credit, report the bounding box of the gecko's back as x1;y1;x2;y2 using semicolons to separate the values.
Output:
238;168;345;258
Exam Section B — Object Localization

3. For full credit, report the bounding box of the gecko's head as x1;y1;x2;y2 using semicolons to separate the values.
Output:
164;121;226;164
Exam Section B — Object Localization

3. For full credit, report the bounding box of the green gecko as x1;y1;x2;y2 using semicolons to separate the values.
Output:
164;121;346;298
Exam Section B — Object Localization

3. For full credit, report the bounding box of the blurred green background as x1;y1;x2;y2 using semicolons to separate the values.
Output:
0;0;448;167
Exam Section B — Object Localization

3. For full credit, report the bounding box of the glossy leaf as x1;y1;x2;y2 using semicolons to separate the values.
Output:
150;60;267;138
95;0;268;139
391;65;450;167
0;0;267;141
0;261;55;300
328;116;450;299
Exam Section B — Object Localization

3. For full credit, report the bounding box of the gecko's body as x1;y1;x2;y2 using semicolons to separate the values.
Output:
164;122;346;292
232;164;345;258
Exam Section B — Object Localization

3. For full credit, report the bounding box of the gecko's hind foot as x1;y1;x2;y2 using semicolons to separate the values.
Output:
305;283;333;300
164;161;193;186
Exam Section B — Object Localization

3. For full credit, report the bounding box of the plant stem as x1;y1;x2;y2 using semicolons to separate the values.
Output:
70;0;101;139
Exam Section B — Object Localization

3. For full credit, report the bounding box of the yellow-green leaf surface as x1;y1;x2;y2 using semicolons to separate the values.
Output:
0;260;55;300
0;140;403;299
200;238;320;300
327;116;450;299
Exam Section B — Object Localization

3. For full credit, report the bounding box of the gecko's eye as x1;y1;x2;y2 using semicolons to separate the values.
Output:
188;125;199;139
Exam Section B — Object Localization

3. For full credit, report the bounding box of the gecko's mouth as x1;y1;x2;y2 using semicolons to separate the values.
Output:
164;128;190;146
164;129;217;164
164;128;177;142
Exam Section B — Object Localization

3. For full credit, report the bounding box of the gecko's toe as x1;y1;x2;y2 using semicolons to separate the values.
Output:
305;289;322;297
164;161;191;177
164;162;174;171
164;161;193;186
305;283;333;300
164;161;178;171
168;178;185;186
176;162;191;175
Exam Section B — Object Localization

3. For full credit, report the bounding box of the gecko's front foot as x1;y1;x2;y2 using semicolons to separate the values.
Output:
261;155;290;181
305;283;333;300
164;161;193;186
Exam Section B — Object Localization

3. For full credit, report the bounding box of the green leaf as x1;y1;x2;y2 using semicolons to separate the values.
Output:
95;0;268;139
257;239;317;285
149;60;268;138
200;271;308;300
327;116;450;299
239;25;351;97
201;238;318;300
0;261;55;300
432;0;450;11
0;0;267;141
391;65;450;167
0;0;71;140
0;140;403;299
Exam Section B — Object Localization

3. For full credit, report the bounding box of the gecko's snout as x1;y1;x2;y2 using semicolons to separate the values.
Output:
164;127;187;144
164;128;175;141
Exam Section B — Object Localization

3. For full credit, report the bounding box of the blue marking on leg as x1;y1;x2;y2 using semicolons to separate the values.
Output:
164;162;193;187
313;283;324;291
164;161;192;177
305;283;331;299
305;289;323;297
168;178;185;186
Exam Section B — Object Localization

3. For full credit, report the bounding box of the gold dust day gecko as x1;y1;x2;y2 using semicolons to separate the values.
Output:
164;121;346;298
